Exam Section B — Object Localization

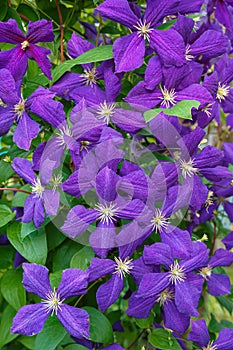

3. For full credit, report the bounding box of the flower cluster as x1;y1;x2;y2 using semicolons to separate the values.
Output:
0;0;233;349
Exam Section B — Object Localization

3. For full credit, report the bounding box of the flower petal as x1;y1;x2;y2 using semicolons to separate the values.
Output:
12;158;36;184
0;19;25;43
22;263;52;298
26;19;54;43
96;274;124;311
27;43;52;80
57;269;89;299
13;112;40;151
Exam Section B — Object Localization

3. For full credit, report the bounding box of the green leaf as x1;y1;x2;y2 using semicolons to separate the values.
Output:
0;205;16;228
64;346;89;350
149;329;182;350
52;240;82;271
1;269;26;311
34;316;66;350
7;221;48;264
83;306;114;343
0;160;14;184
17;4;39;21
0;0;7;21
17;335;36;350
0;305;17;348
52;45;113;83
0;245;14;269
143;100;200;122
70;246;95;270
11;184;31;207
135;312;154;329
5;7;24;30
20;221;37;239
216;295;233;314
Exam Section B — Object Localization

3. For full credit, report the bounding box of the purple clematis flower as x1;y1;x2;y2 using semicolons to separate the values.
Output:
222;231;233;251
0;19;54;80
198;248;233;296
188;319;233;350
11;263;90;339
96;0;187;72
12;158;60;228
207;0;233;30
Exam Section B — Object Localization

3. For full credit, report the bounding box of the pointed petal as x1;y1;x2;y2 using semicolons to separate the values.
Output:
26;19;54;43
27;44;52;80
0;108;15;135
57;269;88;299
207;273;231;296
113;33;145;73
0;19;25;43
127;291;156;318
125;81;161;109
160;226;192;259
144;0;180;27
11;304;49;336
22;195;36;223
112;108;146;133
175;281;200;317
210;248;233;268
13;112;40;150
96;166;119;202
188;320;210;347
143;243;173;269
164;300;190;334
0;68;19;104
117;199;145;220
67;33;94;59
57;304;90;339
215;328;233;350
173;14;194;44
88;257;114;282
176;84;213;109
22;263;52;298
89;222;116;257
33;199;45;228
137;273;170;297
43;189;59;217
0;46;28;81
224;201;233;222
144;56;162;90
12;158;36;184
150;29;186;67
96;274;124;311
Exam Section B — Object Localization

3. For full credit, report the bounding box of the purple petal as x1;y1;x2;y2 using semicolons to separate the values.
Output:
22;195;36;223
125;81;161;109
195;145;223;168
215;0;233;30
150;29;186;67
89;222;116;257
11;304;49;336
33;198;45;228
0;46;28;81
144;0;180;27
143;243;173;269
96;166;119;202
22;263;52;298
12;158;36;184
96;0;139;30
88;257;114;282
57;304;90;339
224;201;233;222
103;60;122;102
13;112;40;150
160;226;192;259
26;20;54;43
117;199;145;220
175;280;200;317
27;44;52;80
96;274;124;311
214;328;233;350
188;320;210;348
176;84;213;109
57;269;88;299
43;189;59;217
144;56;162;90
127;291;156;318
61;205;98;239
207;273;231;296
131;256;156;285
222;231;233;250
67;33;94;59
0;19;25;43
112;108;146;133
173;14;194;44
0;108;15;135
210;248;233;268
164;299;190;334
0;68;19;104
113;33;145;73
137;273;170;297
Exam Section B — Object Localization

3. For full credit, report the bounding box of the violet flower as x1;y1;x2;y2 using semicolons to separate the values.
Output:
11;263;90;339
0;19;54;80
188;319;233;350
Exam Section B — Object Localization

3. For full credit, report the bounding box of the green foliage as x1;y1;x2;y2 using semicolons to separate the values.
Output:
149;329;182;350
0;205;16;228
70;246;95;270
1;269;26;311
34;316;66;350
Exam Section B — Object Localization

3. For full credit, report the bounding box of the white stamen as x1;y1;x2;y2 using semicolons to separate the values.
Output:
150;208;169;233
50;174;63;191
168;261;186;284
205;191;214;212
21;40;30;50
41;288;64;315
80;140;92;151
133;19;153;41
216;82;230;102
156;288;174;305
80;67;97;87
202;103;213;118
95;202;119;224
113;256;133;279
96;101;115;125
199;265;212;279
13;98;26;120
179;158;198;178
56;125;73;147
31;178;44;199
159;86;177;108
185;44;194;61
202;341;218;350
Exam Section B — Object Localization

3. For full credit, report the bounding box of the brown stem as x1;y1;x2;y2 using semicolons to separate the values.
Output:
19;13;30;22
0;187;31;194
8;0;11;6
55;0;65;62
210;221;217;255
127;329;146;350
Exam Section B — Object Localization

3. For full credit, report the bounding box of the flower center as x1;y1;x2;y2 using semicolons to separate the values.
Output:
95;202;119;224
96;101;115;125
56;125;73;148
156;288;174;305
205;191;214;212
31;178;44;199
14;98;26;120
41;288;64;315
133;19;153;41
80;67;97;87
21;40;30;50
113;256;133;279
216;82;230;101
159;86;177;108
199;265;212;279
80;140;91;151
50;174;63;191
150;208;169;233
168;261;186;284
201;103;213;118
185;44;194;61
202;341;218;350
179;158;198;178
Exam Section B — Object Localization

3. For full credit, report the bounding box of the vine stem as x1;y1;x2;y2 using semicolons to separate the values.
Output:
0;187;31;194
73;279;102;307
55;0;65;62
19;13;30;22
127;329;146;349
